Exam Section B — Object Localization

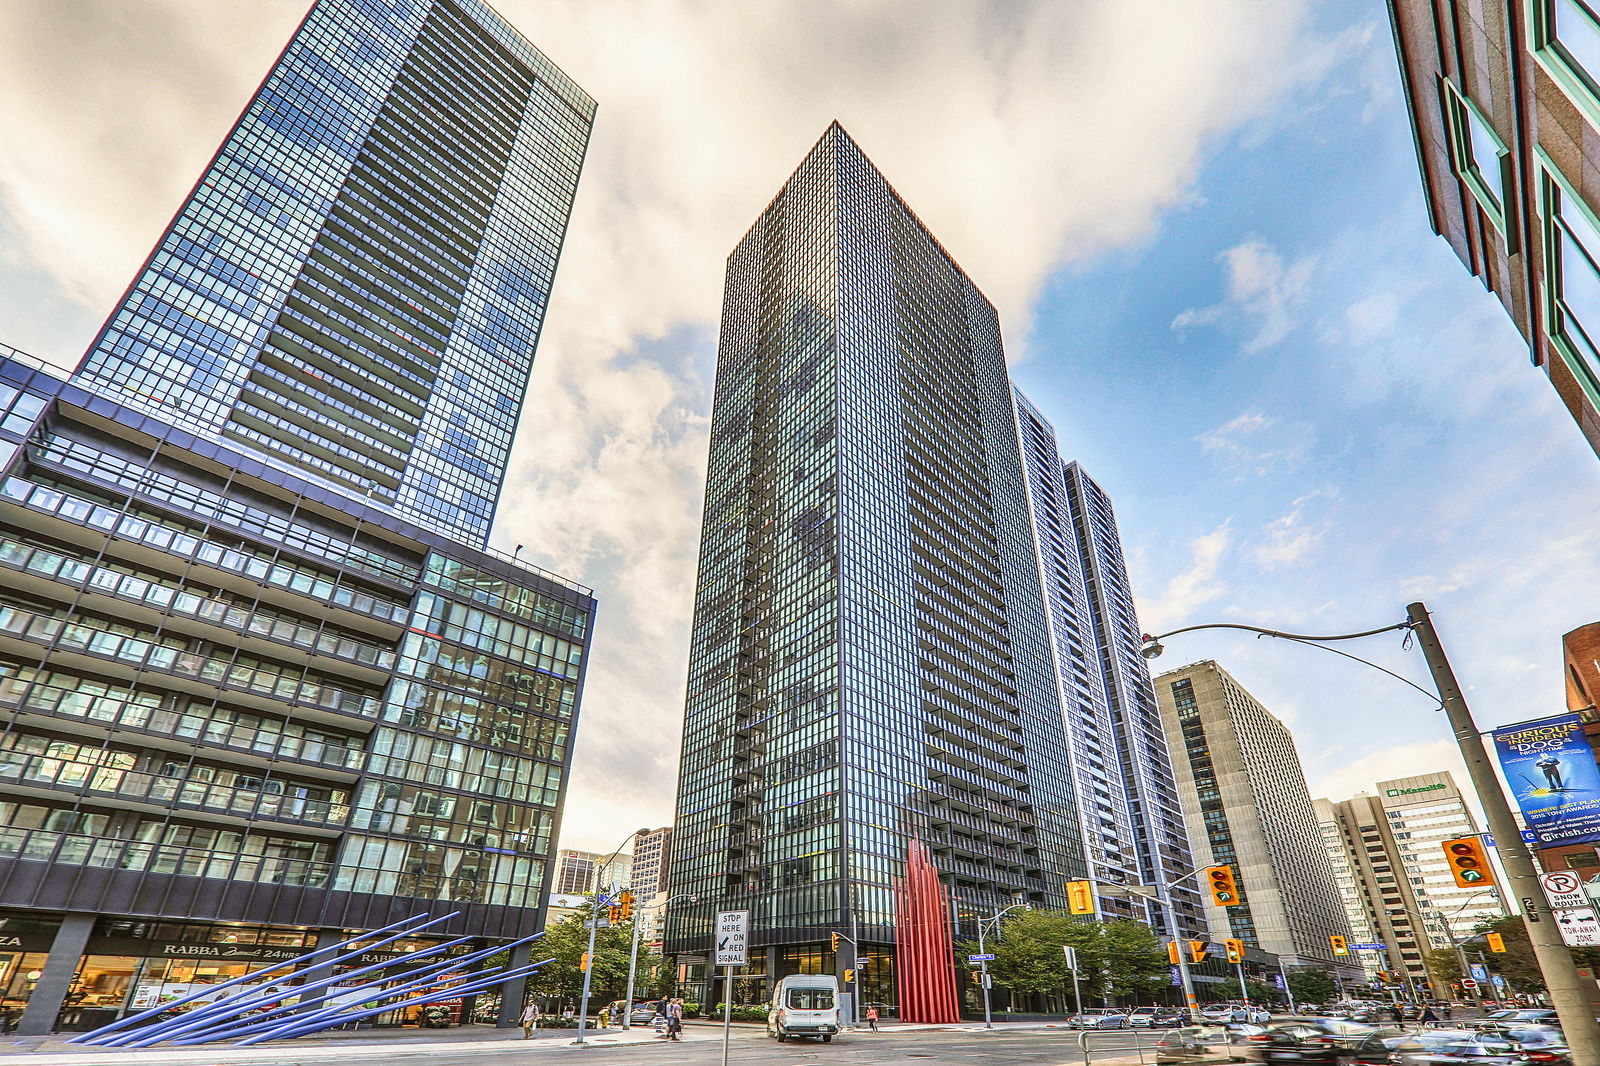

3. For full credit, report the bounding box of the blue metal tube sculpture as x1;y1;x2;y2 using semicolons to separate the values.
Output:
227;939;542;1045
70;910;457;1044
119;932;485;1048
168;932;542;1046
243;959;554;1044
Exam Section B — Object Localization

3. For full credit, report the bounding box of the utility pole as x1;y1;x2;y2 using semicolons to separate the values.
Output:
1407;602;1600;1061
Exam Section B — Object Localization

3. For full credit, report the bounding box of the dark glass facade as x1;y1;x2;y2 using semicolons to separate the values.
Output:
665;124;1086;1004
73;0;594;548
1012;392;1206;939
0;352;592;1029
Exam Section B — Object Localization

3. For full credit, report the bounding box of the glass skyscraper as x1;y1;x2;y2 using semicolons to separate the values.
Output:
75;0;594;547
0;0;594;1035
666;124;1086;1009
1012;392;1207;939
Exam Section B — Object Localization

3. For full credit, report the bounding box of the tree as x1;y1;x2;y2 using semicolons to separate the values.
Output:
522;901;666;1006
1460;914;1600;996
954;911;1168;1004
1424;947;1461;989
1209;977;1279;1004
1285;968;1337;1005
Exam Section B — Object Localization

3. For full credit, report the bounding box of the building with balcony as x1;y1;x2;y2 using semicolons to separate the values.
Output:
0;0;595;1035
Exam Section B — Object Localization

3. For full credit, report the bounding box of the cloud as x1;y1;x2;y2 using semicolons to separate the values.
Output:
0;0;1346;851
1172;236;1317;352
1197;409;1316;479
1254;489;1333;571
1139;522;1234;632
1308;739;1476;814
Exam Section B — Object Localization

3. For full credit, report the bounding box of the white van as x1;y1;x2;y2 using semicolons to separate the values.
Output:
766;974;840;1043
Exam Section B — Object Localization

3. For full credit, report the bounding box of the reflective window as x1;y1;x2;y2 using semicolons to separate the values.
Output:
1537;150;1600;408
1532;0;1600;126
1441;79;1513;243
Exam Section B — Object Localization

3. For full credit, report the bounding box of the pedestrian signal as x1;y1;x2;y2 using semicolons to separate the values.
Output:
619;890;634;921
1189;940;1208;963
1167;941;1182;965
1205;865;1240;906
1329;935;1349;956
1225;938;1244;963
1442;837;1495;889
608;905;621;923
1066;879;1095;914
843;969;855;984
580;952;591;972
1486;932;1506;953
970;969;984;984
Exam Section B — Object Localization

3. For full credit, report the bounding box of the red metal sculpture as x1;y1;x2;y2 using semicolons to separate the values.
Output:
893;836;960;1022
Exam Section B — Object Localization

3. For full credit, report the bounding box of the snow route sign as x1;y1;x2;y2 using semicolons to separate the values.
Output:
715;909;750;966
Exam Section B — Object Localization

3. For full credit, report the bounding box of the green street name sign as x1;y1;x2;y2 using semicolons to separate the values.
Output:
1385;783;1446;797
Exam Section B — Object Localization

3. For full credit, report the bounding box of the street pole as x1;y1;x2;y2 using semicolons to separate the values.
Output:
1159;891;1200;1017
572;829;648;1046
978;919;992;1029
1235;960;1249;1011
1407;602;1600;1061
622;908;641;1031
720;966;733;1066
1277;960;1297;1014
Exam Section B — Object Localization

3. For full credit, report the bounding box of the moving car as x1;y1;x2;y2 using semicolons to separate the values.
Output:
1346;1027;1421;1065
766;975;839;1043
1484;1009;1560;1026
1068;1007;1130;1029
1236;1023;1342;1065
1154;1024;1238;1064
1386;1025;1571;1064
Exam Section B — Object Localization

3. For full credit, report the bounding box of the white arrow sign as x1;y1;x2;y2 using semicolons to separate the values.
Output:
1555;907;1600;948
1541;870;1588;911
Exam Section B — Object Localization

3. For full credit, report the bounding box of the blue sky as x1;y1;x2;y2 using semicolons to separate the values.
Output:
0;0;1596;849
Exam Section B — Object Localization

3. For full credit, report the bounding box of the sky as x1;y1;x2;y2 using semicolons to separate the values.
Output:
1;0;1598;855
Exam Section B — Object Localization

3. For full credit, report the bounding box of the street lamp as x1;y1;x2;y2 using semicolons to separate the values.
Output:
620;892;697;1029
975;903;1029;1029
573;829;650;1047
1142;602;1600;1061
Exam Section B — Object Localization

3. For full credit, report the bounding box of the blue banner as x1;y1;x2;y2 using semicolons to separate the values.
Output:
1492;714;1600;847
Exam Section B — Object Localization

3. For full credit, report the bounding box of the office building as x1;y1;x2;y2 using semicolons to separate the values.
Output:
1317;773;1507;992
629;826;672;898
665;123;1087;1010
1314;799;1386;983
1154;661;1356;974
1012;392;1206;938
0;0;595;1034
552;849;632;897
1386;0;1600;458
75;0;594;546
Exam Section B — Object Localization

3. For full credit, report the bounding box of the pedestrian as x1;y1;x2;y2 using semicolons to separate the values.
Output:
1389;1004;1404;1024
667;997;684;1041
866;1004;879;1032
1441;1004;1453;1021
520;1001;542;1039
1420;1005;1438;1024
562;1003;574;1023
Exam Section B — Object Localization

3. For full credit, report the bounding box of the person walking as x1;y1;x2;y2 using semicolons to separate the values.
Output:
520;1001;542;1039
666;997;683;1041
865;1005;879;1032
1420;1005;1439;1024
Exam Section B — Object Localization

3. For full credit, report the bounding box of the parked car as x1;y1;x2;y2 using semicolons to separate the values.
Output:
1068;1007;1130;1029
1200;1004;1244;1023
1236;1023;1342;1065
1128;1006;1163;1028
1151;1007;1193;1028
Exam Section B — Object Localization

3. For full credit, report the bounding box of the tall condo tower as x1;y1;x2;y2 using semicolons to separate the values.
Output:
666;124;1086;1009
74;0;594;547
1011;390;1206;938
0;0;595;1034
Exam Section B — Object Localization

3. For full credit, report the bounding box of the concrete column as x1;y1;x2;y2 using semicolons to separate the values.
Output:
16;913;95;1035
295;928;346;1013
493;943;532;1028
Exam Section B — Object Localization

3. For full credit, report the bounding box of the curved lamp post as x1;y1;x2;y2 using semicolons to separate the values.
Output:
975;902;1029;1029
620;892;697;1029
1141;601;1600;1062
573;829;650;1046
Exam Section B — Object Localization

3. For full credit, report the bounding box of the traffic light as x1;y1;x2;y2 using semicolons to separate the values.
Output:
1189;940;1208;963
580;952;591;972
618;890;634;921
1375;970;1389;982
1329;935;1349;956
1487;932;1507;953
1205;865;1240;906
1225;939;1244;963
970;969;984;984
1167;941;1182;965
843;969;855;984
830;932;841;951
1443;837;1495;888
608;905;621;923
1066;880;1095;915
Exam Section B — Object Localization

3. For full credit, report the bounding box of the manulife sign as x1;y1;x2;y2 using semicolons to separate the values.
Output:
1385;783;1446;797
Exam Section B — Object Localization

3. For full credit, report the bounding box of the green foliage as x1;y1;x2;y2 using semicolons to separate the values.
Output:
1285;969;1337;1004
954;911;1169;1001
1463;914;1600;995
523;900;666;1003
1209;977;1279;1004
711;1003;768;1022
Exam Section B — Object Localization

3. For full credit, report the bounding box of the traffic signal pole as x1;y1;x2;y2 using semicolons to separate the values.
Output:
1406;602;1600;1061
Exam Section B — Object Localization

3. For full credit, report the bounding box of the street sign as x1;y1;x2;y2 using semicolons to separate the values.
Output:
1461;978;1478;989
1482;830;1540;847
1469;963;1489;982
1061;945;1078;970
715;909;750;966
1352;943;1387;951
583;918;611;929
1556;907;1600;948
1541;870;1589;910
856;957;870;965
967;953;995;962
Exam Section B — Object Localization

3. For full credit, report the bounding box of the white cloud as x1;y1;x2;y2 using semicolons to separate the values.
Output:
1172;236;1317;352
1197;409;1316;479
1308;740;1475;814
1254;489;1334;571
0;0;1346;851
1139;522;1234;632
